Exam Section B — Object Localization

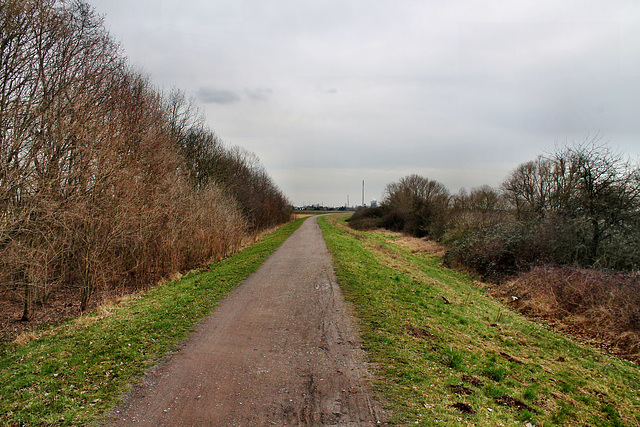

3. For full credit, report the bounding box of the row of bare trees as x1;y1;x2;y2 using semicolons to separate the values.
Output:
349;136;640;276
0;0;291;321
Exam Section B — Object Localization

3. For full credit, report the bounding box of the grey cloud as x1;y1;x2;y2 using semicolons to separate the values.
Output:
244;87;273;101
197;88;240;105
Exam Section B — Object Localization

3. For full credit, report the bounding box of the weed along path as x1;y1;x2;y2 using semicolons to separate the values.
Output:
107;216;386;426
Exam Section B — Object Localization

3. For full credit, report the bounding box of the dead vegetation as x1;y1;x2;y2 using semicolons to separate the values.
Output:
0;0;291;337
376;229;447;256
491;266;640;363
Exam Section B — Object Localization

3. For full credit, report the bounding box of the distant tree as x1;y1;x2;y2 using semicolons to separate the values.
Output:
382;174;450;238
466;185;506;214
502;156;554;220
443;186;507;247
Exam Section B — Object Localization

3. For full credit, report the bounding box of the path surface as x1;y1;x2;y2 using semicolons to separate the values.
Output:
107;216;387;426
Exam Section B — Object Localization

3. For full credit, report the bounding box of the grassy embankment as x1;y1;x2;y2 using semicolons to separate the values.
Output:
319;214;640;426
0;218;304;426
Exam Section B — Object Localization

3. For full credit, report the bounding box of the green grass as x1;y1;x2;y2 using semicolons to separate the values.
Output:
0;218;304;426
319;214;640;426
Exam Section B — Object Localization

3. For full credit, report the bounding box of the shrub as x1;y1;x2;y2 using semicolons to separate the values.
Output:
346;206;387;230
382;175;450;238
444;221;535;281
502;137;640;269
379;208;407;232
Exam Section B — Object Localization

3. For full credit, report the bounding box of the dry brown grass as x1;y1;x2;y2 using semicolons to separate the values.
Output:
491;265;640;363
376;229;447;256
292;213;314;220
12;330;39;346
168;272;183;283
96;299;117;317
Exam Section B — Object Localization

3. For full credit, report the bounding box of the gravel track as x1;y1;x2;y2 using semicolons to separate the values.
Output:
106;216;387;426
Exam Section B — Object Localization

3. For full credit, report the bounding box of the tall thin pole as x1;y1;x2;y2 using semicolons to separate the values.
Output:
362;180;365;207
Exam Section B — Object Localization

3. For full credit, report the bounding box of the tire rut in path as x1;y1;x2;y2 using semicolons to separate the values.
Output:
107;216;388;426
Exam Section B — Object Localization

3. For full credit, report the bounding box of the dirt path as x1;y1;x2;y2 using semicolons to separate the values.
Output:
106;216;387;426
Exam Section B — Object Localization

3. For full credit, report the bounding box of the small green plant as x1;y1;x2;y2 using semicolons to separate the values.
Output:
482;358;507;382
516;409;536;423
522;386;537;402
447;347;464;370
552;401;576;424
601;404;624;427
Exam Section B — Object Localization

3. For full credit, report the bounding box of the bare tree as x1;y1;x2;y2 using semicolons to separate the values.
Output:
501;135;640;268
502;156;554;220
551;137;640;265
382;174;450;238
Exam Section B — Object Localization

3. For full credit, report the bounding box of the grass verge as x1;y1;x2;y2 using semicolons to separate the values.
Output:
0;218;304;426
319;214;640;426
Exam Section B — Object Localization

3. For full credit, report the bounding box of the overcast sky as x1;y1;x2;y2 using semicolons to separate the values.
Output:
89;0;640;207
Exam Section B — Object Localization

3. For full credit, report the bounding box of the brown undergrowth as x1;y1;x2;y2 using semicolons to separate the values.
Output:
1;284;85;342
0;283;145;344
0;223;280;344
375;229;447;257
489;265;640;363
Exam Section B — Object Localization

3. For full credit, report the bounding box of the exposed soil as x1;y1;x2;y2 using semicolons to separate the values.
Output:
461;374;484;388
405;324;435;340
0;283;85;343
493;395;533;412
450;402;475;414
449;384;475;395
105;216;388;426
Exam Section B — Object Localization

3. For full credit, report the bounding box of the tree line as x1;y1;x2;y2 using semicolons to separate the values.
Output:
0;0;291;321
349;136;640;278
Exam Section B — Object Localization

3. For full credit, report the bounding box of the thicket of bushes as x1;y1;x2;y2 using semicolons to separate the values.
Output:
350;138;640;276
0;0;291;321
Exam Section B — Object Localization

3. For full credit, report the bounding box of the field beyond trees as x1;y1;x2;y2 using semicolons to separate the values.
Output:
0;0;291;333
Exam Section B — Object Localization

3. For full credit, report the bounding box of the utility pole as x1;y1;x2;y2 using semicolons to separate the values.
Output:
362;180;365;207
347;194;349;208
